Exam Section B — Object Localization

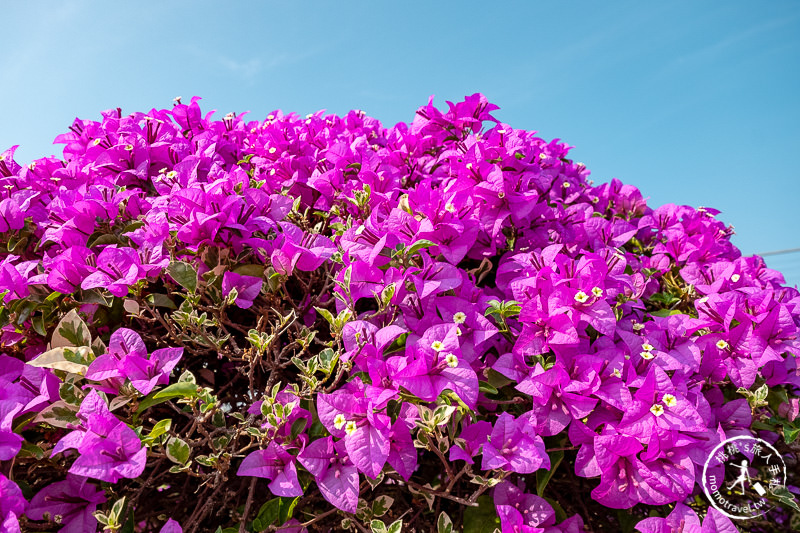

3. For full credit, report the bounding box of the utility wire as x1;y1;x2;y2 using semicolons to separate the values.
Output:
757;247;800;257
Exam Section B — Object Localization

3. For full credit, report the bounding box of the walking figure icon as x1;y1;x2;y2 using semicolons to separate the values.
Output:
726;460;751;495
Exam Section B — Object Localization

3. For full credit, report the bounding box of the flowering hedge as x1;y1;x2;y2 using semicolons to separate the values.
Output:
0;94;798;533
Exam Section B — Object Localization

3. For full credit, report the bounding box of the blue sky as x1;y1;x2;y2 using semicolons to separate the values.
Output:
2;1;799;283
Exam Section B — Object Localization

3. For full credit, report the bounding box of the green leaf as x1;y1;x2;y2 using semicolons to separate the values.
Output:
478;381;498;396
28;346;91;375
31;315;47;337
785;424;800;444
386;519;403;533
315;306;335;327
233;264;266;279
772;486;800;512
110;496;127;522
37;400;79;428
650;309;685;317
149;419;172;439
145;293;177;309
120;506;135;533
290;417;308;441
755;383;769;403
168;260;198;293
406;239;437;257
372;495;394;517
463;495;500;533
370;520;387;533
437;512;453;533
253;498;281;530
137;382;199;412
18;442;45;460
52;309;91;348
165;437;190;465
536;450;564;496
279;496;299;525
59;380;85;406
380;283;396;306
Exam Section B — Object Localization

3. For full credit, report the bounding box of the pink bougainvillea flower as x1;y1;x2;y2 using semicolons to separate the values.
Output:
238;440;303;497
297;437;359;513
221;271;263;309
27;475;106;533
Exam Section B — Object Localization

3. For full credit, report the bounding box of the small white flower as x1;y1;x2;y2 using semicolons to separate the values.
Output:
166;171;178;180
269;147;277;154
731;274;741;283
466;163;473;170
591;287;603;297
650;404;665;417
345;420;358;436
562;181;570;188
538;153;547;160
716;340;729;350
333;414;347;430
642;343;654;352
640;351;655;360
574;291;589;303
632;322;645;331
267;114;275;120
663;394;677;408
92;138;102;146
453;312;467;324
612;368;622;378
431;340;444;352
445;202;457;213
445;353;459;368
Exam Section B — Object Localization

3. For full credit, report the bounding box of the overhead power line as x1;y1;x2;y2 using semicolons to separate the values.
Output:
758;247;800;257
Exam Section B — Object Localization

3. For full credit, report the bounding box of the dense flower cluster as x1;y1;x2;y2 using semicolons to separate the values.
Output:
0;94;798;532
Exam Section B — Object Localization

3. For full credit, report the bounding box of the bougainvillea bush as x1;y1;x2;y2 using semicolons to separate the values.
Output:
0;94;799;533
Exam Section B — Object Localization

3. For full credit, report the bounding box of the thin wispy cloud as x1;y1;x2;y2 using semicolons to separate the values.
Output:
655;13;800;78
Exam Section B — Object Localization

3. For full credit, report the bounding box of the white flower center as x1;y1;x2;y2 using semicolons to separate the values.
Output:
445;353;459;368
716;340;729;350
650;404;665;417
663;394;677;407
333;414;347;430
731;274;740;283
574;291;589;303
453;312;467;324
345;420;358;436
431;341;445;352
591;287;603;297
